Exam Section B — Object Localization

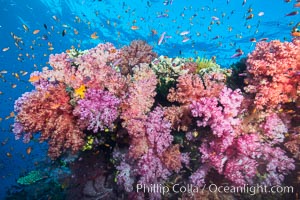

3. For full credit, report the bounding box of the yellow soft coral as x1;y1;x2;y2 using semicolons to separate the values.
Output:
74;85;86;99
195;57;217;73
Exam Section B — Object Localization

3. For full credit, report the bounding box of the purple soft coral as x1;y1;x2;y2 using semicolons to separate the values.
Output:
146;107;173;156
73;88;120;133
137;149;171;185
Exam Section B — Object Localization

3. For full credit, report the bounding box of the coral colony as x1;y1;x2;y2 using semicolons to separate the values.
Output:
12;39;300;199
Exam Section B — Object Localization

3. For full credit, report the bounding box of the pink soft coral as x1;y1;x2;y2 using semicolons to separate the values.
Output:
137;149;171;185
146;107;173;156
190;87;243;139
74;43;126;95
261;113;287;144
260;145;295;186
120;64;157;134
120;64;157;158
43;43;127;97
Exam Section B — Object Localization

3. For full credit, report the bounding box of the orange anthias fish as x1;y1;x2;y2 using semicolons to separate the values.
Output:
26;147;32;155
9;112;15;118
29;75;41;82
151;29;157;35
33;29;40;34
90;32;99;39
131;25;139;30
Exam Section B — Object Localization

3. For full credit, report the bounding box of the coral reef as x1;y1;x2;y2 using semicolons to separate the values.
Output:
12;39;300;199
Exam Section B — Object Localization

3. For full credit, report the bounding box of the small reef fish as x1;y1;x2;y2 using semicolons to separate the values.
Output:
211;16;219;21
29;75;41;82
2;47;10;52
33;29;40;34
182;37;190;42
26;147;32;155
131;26;139;30
258;12;264;16
62;24;69;28
246;14;254;20
294;2;300;7
158;32;166;45
44;24;47;29
21;71;28;76
162;0;174;6
180;31;190;36
22;24;29;32
157;13;168;18
291;22;300;37
231;49;244;58
259;38;268;41
52;15;59;21
151;29;157;35
62;29;66;36
14;73;20;80
90;32;99;39
41;34;48;40
285;11;299;16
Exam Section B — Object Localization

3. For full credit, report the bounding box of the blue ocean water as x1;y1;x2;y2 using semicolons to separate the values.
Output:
0;0;298;199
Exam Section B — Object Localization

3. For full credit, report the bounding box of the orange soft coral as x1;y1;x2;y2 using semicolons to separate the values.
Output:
167;74;205;104
244;38;300;110
161;144;182;172
163;105;192;131
16;84;84;159
167;72;225;105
